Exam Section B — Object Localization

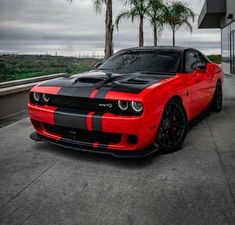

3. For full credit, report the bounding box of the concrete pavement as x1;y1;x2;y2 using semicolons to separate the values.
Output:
0;77;235;225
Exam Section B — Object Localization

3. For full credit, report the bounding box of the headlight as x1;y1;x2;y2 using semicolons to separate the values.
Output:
42;93;50;103
32;92;41;102
118;100;128;111
131;101;143;112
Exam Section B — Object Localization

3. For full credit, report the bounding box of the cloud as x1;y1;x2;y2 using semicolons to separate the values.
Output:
0;0;221;56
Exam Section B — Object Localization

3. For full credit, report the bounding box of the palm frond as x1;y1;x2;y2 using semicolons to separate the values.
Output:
115;10;132;30
93;0;106;14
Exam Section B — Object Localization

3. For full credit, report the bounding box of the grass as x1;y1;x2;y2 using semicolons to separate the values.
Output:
0;54;222;83
0;54;101;82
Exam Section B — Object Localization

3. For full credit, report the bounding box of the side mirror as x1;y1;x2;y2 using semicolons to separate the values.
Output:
95;62;102;70
196;63;207;72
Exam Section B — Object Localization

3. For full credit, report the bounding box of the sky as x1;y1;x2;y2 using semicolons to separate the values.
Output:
0;0;221;56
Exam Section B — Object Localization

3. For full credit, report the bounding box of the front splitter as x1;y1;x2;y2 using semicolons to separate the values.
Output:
30;132;158;158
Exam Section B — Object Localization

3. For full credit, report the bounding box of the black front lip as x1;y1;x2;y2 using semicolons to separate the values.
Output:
30;132;157;158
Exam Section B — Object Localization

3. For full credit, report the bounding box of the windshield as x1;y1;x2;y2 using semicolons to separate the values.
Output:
99;50;182;74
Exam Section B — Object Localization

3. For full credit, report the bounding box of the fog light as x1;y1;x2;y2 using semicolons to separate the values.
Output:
128;135;138;144
118;100;128;111
131;101;143;112
33;92;41;102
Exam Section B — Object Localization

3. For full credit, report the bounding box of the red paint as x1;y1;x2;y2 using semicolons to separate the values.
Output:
31;86;61;95
28;62;224;152
28;104;58;125
87;112;95;131
31;119;62;140
92;142;100;148
89;89;99;98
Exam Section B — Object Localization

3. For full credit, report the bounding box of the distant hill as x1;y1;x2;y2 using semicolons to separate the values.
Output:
0;54;101;82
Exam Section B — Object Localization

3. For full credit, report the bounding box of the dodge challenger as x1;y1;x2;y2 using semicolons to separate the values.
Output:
28;47;223;157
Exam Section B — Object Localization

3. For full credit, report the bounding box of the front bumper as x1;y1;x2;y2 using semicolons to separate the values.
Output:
30;132;158;158
28;102;161;153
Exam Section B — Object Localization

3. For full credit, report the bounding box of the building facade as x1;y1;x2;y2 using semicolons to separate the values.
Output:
198;0;235;75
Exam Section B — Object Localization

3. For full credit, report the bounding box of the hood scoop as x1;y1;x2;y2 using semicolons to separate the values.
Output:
76;77;106;84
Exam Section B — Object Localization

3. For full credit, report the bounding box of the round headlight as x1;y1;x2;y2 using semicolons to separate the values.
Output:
131;101;143;112
33;92;41;102
118;100;128;111
42;93;50;103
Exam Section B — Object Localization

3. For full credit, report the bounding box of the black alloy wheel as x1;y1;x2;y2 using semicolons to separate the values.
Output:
211;81;223;112
154;98;188;154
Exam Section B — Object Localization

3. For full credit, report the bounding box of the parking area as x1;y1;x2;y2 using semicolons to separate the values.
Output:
0;77;235;225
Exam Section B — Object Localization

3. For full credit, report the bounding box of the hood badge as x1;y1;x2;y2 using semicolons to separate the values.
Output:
98;103;113;109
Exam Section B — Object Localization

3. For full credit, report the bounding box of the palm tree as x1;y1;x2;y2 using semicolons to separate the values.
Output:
163;1;195;46
146;0;166;46
115;0;149;47
68;0;113;60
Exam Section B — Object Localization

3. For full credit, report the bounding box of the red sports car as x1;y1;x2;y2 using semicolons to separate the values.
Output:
28;47;223;157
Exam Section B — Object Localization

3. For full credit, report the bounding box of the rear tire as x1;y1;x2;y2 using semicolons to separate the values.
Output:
211;81;223;112
154;98;188;154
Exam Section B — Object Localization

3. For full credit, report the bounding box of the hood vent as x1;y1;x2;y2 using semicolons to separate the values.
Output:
121;76;158;85
77;77;105;84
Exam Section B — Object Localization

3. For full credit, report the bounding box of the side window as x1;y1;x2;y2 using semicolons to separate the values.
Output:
198;54;207;65
185;51;198;73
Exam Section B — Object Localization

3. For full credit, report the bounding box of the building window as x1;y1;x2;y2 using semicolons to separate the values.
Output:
231;21;235;75
222;25;230;75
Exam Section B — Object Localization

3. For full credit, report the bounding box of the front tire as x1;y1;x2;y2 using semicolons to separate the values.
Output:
154;98;188;154
211;81;223;112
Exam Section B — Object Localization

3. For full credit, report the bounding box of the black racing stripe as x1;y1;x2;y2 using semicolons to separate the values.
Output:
92;112;104;131
95;87;112;99
55;108;88;130
109;75;172;94
110;85;146;94
58;87;94;98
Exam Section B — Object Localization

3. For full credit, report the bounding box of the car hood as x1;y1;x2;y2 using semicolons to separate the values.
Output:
38;70;173;97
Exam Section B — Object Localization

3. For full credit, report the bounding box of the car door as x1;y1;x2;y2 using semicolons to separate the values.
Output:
185;50;210;118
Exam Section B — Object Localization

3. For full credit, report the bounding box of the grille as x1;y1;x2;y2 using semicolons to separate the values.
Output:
49;95;120;114
44;124;122;144
48;95;140;115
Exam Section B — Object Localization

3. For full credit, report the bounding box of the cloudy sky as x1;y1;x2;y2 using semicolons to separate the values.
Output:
0;0;221;56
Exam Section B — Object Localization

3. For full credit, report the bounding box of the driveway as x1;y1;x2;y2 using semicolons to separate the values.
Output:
0;76;235;225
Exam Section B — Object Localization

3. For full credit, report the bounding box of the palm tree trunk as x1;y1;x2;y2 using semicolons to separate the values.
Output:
104;0;113;60
153;24;157;47
172;27;175;47
139;15;144;47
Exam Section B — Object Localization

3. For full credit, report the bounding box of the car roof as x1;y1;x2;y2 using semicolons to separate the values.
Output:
119;46;196;53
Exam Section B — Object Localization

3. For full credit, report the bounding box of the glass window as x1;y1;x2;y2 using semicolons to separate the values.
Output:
231;21;235;31
221;25;230;75
185;51;199;73
100;50;182;75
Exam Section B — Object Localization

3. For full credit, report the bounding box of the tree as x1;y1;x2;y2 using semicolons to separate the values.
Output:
146;0;166;46
163;1;195;46
115;0;149;47
68;0;113;60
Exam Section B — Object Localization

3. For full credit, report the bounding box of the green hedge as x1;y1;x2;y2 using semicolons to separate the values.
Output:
207;55;221;64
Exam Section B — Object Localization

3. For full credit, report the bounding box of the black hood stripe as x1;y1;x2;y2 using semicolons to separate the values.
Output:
94;87;112;99
38;72;172;96
58;87;94;98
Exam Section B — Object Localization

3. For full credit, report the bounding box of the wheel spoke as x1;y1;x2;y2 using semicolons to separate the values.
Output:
157;101;186;148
